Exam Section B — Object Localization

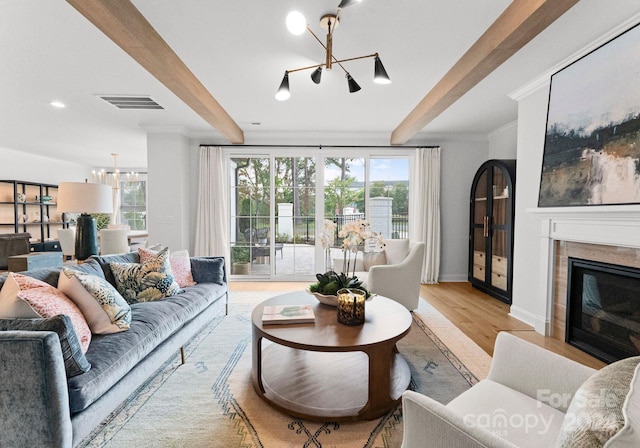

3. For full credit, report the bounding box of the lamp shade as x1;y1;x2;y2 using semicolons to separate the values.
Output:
347;74;361;93
57;182;113;214
373;56;391;84
275;72;291;101
311;66;323;84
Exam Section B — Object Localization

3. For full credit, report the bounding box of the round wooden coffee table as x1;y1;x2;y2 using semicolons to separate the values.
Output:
251;291;412;421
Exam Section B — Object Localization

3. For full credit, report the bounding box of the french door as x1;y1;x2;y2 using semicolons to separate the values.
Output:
228;149;412;280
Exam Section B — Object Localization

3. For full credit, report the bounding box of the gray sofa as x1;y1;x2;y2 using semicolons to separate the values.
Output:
0;251;228;448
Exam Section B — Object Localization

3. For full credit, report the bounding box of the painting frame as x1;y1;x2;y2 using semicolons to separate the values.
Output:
538;22;640;207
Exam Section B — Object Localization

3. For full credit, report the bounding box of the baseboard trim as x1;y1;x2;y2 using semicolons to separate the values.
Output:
509;305;548;335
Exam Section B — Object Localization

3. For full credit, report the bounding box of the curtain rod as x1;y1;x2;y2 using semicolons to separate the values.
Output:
199;144;438;149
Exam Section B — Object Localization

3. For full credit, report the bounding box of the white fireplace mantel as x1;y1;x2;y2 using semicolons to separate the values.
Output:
525;206;640;335
528;206;640;249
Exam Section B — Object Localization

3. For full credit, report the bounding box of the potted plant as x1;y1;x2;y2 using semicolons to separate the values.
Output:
231;244;251;275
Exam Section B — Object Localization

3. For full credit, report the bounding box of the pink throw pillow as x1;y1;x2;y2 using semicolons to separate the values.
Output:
138;247;196;288
0;273;91;353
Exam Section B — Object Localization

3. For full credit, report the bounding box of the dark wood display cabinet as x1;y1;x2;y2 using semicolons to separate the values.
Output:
469;160;516;304
0;180;67;252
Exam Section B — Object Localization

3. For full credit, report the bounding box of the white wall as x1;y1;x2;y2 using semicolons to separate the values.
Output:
0;146;90;184
438;139;489;281
488;122;517;160
146;132;192;251
510;83;551;330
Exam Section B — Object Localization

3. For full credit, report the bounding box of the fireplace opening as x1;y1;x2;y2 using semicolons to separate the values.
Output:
566;257;640;364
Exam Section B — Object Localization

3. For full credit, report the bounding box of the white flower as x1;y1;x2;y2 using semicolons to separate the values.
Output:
318;219;337;250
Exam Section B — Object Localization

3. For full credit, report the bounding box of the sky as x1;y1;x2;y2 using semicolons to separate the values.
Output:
324;157;409;183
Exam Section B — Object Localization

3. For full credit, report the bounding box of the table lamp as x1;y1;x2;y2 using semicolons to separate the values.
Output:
57;181;113;261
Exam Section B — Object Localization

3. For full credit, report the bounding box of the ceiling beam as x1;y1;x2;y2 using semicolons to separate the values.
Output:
66;0;244;144
390;0;580;145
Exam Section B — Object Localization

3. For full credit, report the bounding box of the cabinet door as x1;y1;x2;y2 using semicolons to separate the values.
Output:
490;166;509;292
472;169;489;283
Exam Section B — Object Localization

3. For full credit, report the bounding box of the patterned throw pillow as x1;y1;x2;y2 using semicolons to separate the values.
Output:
110;247;182;303
138;247;196;288
58;268;131;334
556;356;640;448
0;273;91;353
0;315;91;378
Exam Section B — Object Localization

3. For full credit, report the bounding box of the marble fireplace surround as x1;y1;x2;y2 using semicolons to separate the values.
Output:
529;206;640;340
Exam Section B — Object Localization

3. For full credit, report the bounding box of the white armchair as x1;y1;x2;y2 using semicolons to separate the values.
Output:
334;239;425;311
401;332;600;448
367;239;425;311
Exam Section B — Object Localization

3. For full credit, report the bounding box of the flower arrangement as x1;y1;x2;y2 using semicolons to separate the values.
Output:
338;219;383;277
318;219;337;272
309;219;382;299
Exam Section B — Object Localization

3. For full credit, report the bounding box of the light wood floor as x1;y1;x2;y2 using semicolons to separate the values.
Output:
230;281;606;370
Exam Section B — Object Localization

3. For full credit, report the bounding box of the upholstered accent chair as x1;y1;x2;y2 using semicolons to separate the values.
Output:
334;239;425;311
401;332;640;448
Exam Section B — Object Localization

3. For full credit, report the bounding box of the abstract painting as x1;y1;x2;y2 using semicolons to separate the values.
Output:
539;23;640;207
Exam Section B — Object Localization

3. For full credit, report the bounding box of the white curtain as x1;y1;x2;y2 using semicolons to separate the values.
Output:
409;147;441;284
194;146;229;264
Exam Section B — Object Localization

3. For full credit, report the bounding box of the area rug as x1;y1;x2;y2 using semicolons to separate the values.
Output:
80;292;491;448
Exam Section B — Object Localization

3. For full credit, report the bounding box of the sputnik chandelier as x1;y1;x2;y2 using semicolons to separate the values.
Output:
275;0;391;101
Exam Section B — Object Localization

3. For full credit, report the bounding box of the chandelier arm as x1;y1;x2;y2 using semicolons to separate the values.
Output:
286;63;326;74
333;53;378;65
306;26;328;51
287;53;377;77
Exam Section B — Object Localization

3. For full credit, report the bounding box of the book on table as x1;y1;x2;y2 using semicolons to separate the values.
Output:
262;304;315;325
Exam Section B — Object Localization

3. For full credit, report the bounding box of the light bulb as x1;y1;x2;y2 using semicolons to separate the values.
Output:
286;11;307;35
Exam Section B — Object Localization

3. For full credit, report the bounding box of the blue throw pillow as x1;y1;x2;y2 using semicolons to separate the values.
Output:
0;315;91;378
190;257;226;285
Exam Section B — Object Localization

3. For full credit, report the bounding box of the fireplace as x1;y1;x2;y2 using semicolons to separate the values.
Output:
566;257;640;363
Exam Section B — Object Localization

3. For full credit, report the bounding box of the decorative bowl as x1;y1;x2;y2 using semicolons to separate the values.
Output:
305;287;338;306
305;287;376;306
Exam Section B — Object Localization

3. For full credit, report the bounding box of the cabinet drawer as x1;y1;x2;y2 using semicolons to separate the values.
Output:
492;256;507;276
473;264;485;280
473;251;485;265
491;273;507;290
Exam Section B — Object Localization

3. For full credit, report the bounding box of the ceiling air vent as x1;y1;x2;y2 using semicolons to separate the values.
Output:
97;95;164;110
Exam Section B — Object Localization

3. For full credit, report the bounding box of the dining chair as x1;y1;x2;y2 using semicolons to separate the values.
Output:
56;228;76;261
99;228;130;255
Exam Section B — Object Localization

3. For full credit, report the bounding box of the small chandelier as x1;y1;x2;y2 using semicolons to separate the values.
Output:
275;0;391;101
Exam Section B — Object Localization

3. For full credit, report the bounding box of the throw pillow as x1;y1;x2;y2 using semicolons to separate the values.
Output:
384;239;410;265
110;247;182;303
0;273;91;352
58;268;131;334
0;315;91;378
190;257;226;285
363;250;387;271
0;272;44;318
138;247;196;288
16;284;92;353
556;356;640;448
605;362;640;447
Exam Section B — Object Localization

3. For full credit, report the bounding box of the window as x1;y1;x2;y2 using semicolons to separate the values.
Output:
118;174;147;230
227;148;413;279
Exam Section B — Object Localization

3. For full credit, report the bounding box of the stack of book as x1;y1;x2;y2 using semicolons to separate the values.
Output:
262;304;315;325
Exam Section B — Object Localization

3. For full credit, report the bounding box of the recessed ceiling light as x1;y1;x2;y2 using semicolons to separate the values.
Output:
50;101;66;108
